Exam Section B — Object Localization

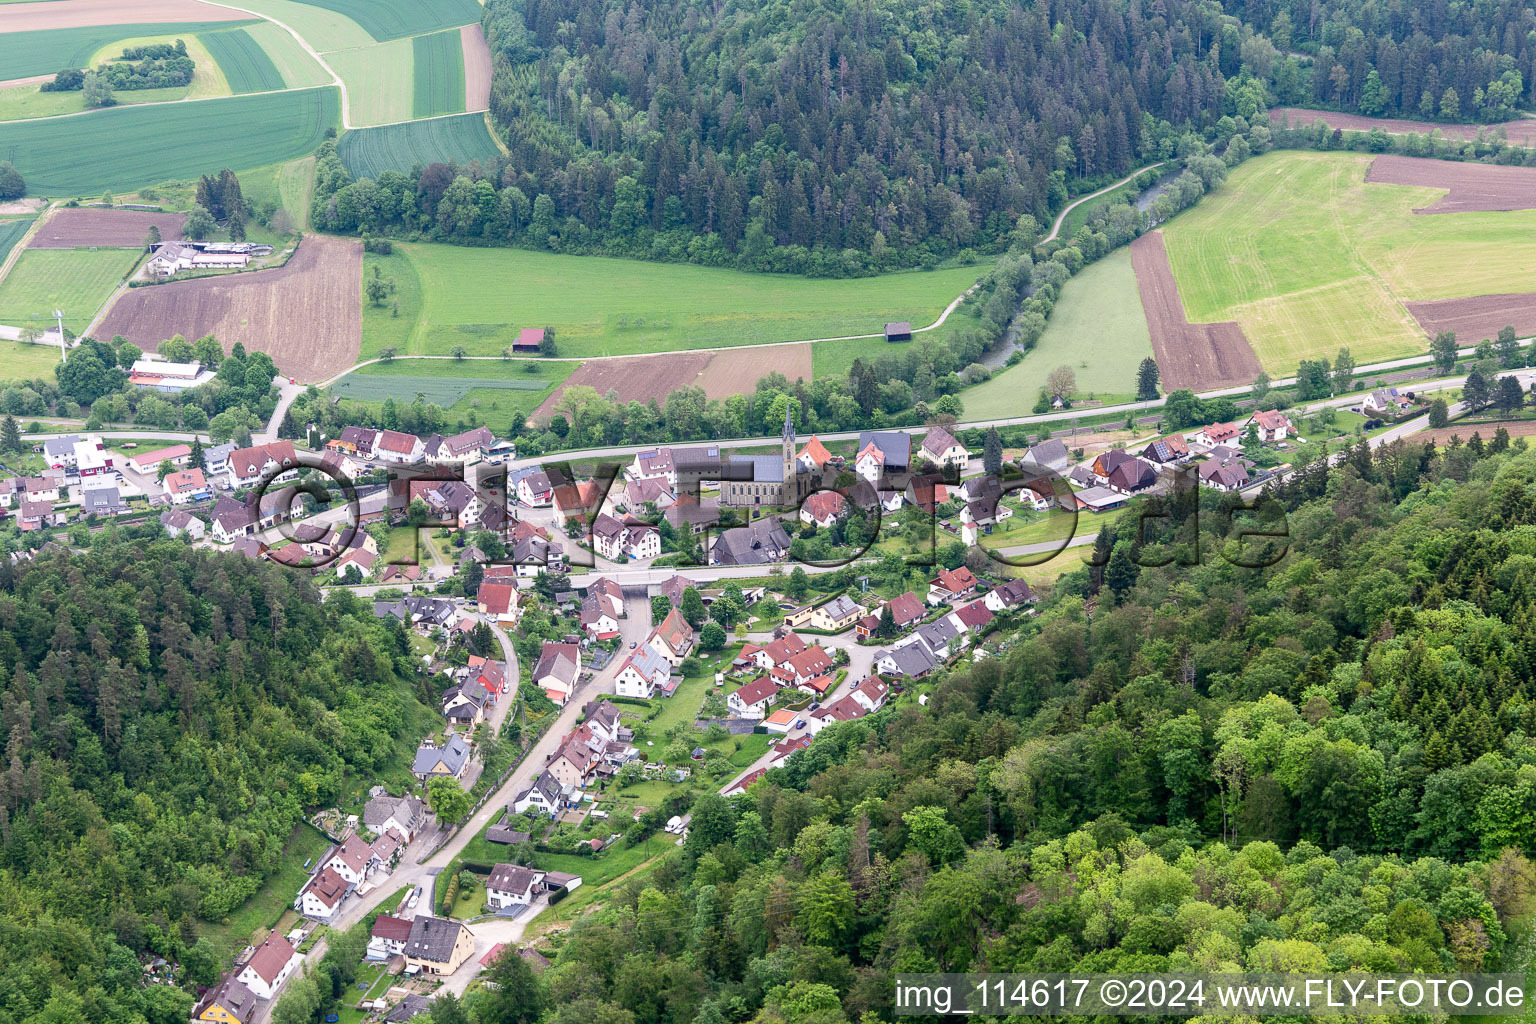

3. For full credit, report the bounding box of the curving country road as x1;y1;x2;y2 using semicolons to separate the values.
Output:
1039;162;1166;245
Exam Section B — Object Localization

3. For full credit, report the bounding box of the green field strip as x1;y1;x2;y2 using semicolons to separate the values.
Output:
336;112;501;179
201;28;285;94
218;0;373;51
328;38;414;125
0;248;139;334
0;20;257;79
242;21;331;89
412;29;466;119
293;0;483;42
0;87;340;196
0;217;35;266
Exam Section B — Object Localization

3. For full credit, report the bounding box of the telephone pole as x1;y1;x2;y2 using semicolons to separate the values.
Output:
52;309;65;362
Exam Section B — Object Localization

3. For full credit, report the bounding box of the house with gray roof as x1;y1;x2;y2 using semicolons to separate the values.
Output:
874;643;937;679
710;517;791;566
412;734;470;780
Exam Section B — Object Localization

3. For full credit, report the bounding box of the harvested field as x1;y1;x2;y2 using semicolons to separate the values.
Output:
1418;420;1536;446
1270;108;1536;148
1405;293;1536;342
533;343;812;423
29;208;184;248
1130;231;1261;392
95;234;360;381
460;23;490;112
0;0;248;31
1366;155;1536;213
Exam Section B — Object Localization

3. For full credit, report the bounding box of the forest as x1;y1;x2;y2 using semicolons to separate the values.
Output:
0;537;426;1023
386;425;1536;1024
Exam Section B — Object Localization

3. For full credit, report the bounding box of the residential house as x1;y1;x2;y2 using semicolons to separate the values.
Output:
18;499;64;532
477;582;520;626
1247;410;1295;442
613;644;672;699
374;430;426;465
950;599;994;634
1019;438;1071;473
750;631;807;671
629;448;676;487
724;766;769;796
886;591;927;631
225;441;298;489
773;645;833;689
806;695;867;734
80;484;128;517
512;467;554;506
809;594;860;632
294;865;349;920
163;467;211;504
799;489;845;529
1074;485;1129;513
363;793;427;843
578;594;620;638
404;916;476;976
203;442;236;481
127;443;192;474
435;426;497;463
327;426;380;457
533;641;581;705
592;514;661;561
728;677;780;719
874;643;937;679
235;935;301;1000
1199;457;1250;492
40;435;84;469
546;740;594;789
797;435;835;471
441;682;489;728
711;517;791;566
665;494;719;535
1141;435;1191;464
383;995;436;1022
648;608;694;665
324;834;375;887
849;677;891;713
194;977;259;1024
920;426;969;468
412;735;471;781
927;566;979;604
370;827;406;870
1190;422;1240;447
160;508;206;540
984;578;1036;613
1105;457;1157;495
486;864;546;909
657;573;697;608
624;476;675;511
762;708;800;733
1363;388;1414;418
905;473;949;513
855;430;910;483
367;915;413;960
911;615;963;659
20;475;59;503
512;770;565;816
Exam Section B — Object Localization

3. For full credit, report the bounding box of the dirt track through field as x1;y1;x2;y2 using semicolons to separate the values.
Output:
1270;108;1536;148
0;0;249;31
532;342;813;423
460;24;491;112
1365;155;1536;213
29;208;185;248
96;234;360;382
1405;292;1536;342
1130;231;1262;392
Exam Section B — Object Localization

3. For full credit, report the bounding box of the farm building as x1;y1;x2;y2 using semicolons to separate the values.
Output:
514;327;546;351
128;359;216;392
145;243;250;278
884;321;912;342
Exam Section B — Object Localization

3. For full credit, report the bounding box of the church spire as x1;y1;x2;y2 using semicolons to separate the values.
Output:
783;403;794;442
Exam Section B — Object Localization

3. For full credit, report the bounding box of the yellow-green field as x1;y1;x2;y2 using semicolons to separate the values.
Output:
88;33;231;100
0;248;137;335
242;21;332;89
1161;150;1536;371
326;38;414;126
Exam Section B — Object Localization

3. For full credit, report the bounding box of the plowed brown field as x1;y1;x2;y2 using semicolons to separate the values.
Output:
0;0;249;31
1406;293;1536;341
96;235;360;382
460;24;491;112
1270;108;1536;148
1130;231;1261;392
29;208;184;248
1365;155;1536;213
533;342;812;423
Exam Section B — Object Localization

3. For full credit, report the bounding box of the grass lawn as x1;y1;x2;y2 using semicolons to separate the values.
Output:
961;247;1149;420
397;243;981;358
0;82;192;121
0;248;138;334
809;315;972;380
328;38;415;126
360;248;423;355
238;155;317;231
332;354;577;422
1161;150;1536;372
977;509;1084;553
201;822;332;958
0;339;66;384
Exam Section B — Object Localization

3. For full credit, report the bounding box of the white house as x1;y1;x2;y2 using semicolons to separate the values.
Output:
322;834;374;888
163;468;211;504
373;430;426;465
613;644;671;699
486;864;546;909
225;441;299;489
294;865;348;920
236;935;301;1000
512;770;564;816
727;677;779;719
1246;410;1294;442
919;426;969;468
367;914;413;960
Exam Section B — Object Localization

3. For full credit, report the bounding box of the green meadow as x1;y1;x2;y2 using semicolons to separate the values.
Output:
0;248;137;334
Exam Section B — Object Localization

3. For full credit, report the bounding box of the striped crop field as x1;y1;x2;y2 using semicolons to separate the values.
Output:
336;112;500;180
294;0;482;41
201;28;285;94
0;218;35;266
0;87;340;196
0;21;256;79
331;372;550;406
412;29;466;119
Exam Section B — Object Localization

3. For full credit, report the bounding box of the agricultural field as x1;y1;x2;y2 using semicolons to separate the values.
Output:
961;248;1150;418
412;29;465;119
0;339;66;384
199;27;284;93
392;242;981;359
87;31;230;99
239;155;316;230
241;20;330;89
1160;150;1536;371
96;234;361;380
0;83;195;122
0;247;138;334
334;357;576;412
283;0;480;41
28;208;185;248
0;217;33;264
336;112;501;179
0;86;340;195
327;37;413;126
215;0;373;51
0;19;254;78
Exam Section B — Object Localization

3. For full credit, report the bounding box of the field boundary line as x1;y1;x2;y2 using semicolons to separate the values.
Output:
0;82;325;126
198;0;354;127
1040;161;1165;244
0;202;54;287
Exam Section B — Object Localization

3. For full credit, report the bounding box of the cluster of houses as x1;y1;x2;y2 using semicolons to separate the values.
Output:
511;700;636;816
863;570;1036;680
0;433;135;527
292;803;419;923
193;933;303;1022
143;240;272;278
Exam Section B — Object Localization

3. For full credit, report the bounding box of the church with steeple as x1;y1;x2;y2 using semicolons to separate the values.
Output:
718;406;813;508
